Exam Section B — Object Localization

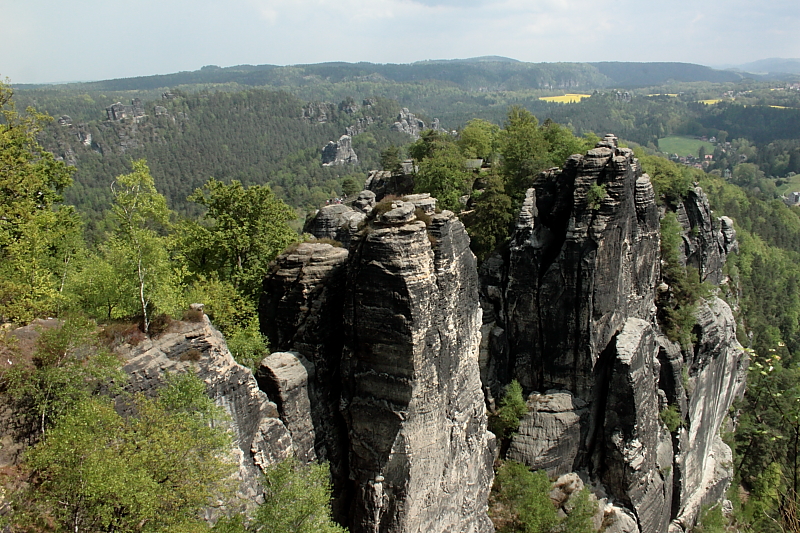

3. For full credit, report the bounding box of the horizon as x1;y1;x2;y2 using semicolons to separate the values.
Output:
3;0;799;85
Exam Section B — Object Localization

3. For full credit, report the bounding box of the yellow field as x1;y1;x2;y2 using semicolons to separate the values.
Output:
538;93;592;103
698;99;722;105
647;93;679;97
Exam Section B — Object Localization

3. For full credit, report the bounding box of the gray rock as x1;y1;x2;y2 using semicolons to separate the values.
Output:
303;204;365;248
342;210;495;532
353;190;377;214
508;392;587;477
390;108;426;139
402;193;437;215
364;167;416;200
120;317;293;506
257;352;316;463
322;134;358;166
376;200;416;225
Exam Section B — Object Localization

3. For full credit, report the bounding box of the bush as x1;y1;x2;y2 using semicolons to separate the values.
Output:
660;404;683;433
586;183;606;210
490;380;528;439
493;461;559;533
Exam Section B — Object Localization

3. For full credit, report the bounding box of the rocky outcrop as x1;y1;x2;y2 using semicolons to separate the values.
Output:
364;164;416;200
391;108;426;139
481;135;744;533
303;204;365;248
259;207;495;532
302;102;336;123
346;116;374;136
106;98;145;121
119;314;293;504
508;391;588;476
322;134;358;166
342;209;494;533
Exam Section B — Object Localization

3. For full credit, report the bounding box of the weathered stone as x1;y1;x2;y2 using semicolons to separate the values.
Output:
120;317;292;505
257;352;316;463
303;204;365;248
402;193;437;215
354;190;377;214
342;210;495;533
508;391;587;477
322;134;358;166
364;167;416;200
678;188;737;285
377;200;416;225
390;108;426;139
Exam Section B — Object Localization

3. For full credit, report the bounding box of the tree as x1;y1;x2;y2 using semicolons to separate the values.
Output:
185;179;298;299
9;373;234;533
466;171;514;261
109;160;181;333
0;81;82;323
493;461;559;533
413;142;473;212
499;107;547;199
380;145;404;174
459;119;500;161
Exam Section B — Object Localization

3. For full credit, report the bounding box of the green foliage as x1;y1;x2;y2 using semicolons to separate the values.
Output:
490;380;528;440
107;160;183;332
586;183;606;210
638;151;694;207
0;82;82;323
493;461;559;533
380;145;404;173
657;211;710;347
693;505;727;533
340;175;362;197
499;107;547;199
185;178;298;300
412;139;473;212
7;372;233;533
3;316;123;438
659;404;683;433
561;488;596;533
466;171;514;261
459;118;500;160
253;457;346;533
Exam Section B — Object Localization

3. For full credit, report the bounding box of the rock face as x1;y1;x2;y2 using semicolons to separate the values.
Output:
303;204;366;248
322;134;358;166
364;164;416;200
341;209;494;533
260;211;495;532
390;108;426;138
119;317;293;504
481;135;745;533
106;98;146;121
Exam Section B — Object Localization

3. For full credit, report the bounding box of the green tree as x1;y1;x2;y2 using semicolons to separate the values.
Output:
413;142;473;212
185;179;298;299
250;457;347;533
380;145;404;174
493;461;559;533
9;373;234;533
490;380;528;440
466;171;514;261
3;316;122;438
499;107;547;199
459;119;500;161
0;81;82;323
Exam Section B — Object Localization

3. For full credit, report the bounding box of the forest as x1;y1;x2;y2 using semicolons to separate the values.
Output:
3;57;800;531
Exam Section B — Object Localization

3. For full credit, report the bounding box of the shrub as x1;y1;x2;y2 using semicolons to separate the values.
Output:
490;380;528;439
660;404;683;433
492;461;559;533
586;183;606;210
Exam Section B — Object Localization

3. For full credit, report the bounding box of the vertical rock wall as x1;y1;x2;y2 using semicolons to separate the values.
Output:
481;135;746;533
342;207;494;533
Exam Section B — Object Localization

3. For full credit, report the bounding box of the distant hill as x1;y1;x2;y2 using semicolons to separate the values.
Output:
736;58;800;75
14;60;745;94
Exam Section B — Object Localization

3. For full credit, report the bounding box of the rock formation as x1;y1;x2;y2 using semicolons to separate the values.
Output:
106;98;145;121
302;190;375;248
120;311;293;505
322;134;358;166
260;202;495;532
390;108;426;139
480;135;746;532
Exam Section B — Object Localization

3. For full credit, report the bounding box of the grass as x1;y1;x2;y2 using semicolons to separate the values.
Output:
538;94;591;103
657;135;715;157
775;173;800;195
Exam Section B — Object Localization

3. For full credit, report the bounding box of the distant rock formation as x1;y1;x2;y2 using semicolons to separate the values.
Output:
322;134;358;166
302;102;336;123
390;108;426;138
346;116;374;136
106;98;145;121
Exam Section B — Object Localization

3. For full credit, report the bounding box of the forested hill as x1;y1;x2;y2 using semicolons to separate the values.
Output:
15;59;747;94
40;89;411;226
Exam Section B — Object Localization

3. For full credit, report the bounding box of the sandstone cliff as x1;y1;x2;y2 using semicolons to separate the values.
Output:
480;135;746;533
322;134;358;166
260;200;496;533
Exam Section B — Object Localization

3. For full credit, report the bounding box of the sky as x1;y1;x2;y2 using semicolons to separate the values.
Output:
3;0;800;84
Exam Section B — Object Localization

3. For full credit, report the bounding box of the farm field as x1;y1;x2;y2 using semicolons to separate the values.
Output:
775;174;800;195
657;135;715;157
538;93;592;103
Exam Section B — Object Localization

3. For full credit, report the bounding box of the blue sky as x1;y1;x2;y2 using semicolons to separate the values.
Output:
3;0;799;84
